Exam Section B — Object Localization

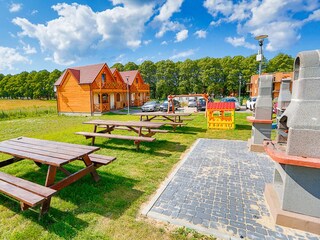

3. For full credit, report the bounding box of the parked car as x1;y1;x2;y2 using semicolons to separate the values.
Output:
246;97;257;111
159;100;180;111
197;98;207;111
188;98;197;107
221;97;241;111
141;100;160;112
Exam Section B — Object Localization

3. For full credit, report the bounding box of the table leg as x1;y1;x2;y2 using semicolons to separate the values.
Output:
40;165;57;215
83;154;100;182
134;140;140;150
92;125;97;145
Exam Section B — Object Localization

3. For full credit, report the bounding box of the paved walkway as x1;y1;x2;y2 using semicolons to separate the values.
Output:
143;139;320;240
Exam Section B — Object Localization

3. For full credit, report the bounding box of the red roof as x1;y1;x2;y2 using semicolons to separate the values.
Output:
110;68;116;74
120;70;138;85
54;63;106;86
207;102;235;110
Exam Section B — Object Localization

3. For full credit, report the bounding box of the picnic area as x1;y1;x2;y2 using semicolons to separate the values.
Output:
0;101;251;239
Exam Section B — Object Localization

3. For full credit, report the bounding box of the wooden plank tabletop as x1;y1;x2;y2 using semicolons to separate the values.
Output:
133;112;191;117
83;120;164;128
0;137;100;167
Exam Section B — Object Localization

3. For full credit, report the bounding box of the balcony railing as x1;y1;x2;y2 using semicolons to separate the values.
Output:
93;103;110;112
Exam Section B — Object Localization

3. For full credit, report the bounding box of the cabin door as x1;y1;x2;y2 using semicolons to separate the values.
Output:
110;93;115;109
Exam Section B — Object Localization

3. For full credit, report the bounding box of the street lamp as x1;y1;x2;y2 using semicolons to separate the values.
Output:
126;76;130;114
254;34;268;75
238;73;242;103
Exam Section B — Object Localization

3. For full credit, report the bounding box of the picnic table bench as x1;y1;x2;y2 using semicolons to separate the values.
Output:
76;120;166;150
133;112;192;130
0;137;116;216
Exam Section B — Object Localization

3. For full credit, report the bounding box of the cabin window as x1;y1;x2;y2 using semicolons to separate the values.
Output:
98;93;108;103
136;78;138;84
102;74;106;84
116;93;121;102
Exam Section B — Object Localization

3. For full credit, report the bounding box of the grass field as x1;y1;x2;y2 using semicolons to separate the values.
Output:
0;101;254;240
0;99;57;120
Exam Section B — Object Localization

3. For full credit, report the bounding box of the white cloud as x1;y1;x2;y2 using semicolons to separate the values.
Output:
154;0;184;22
114;54;126;63
303;9;320;23
155;21;184;38
31;10;38;15
194;30;207;39
225;37;256;50
0;46;29;71
13;2;155;65
204;0;320;52
153;0;185;38
9;3;22;13
170;49;195;60
203;0;233;17
143;40;152;45
161;41;168;45
175;29;188;42
22;44;37;54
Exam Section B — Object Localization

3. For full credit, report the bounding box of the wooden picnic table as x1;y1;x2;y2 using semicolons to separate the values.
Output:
133;112;193;130
76;120;166;149
0;137;116;216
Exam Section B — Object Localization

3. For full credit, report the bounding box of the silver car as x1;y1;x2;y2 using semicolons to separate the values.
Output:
188;99;197;107
221;97;241;111
141;101;160;112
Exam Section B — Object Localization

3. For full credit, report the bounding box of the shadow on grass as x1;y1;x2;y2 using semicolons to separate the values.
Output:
1;167;142;239
171;126;206;134
235;124;252;130
94;138;186;156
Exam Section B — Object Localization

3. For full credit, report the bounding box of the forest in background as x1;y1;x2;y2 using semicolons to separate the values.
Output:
0;53;293;100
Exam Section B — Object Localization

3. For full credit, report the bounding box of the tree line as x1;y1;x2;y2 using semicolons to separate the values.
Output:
0;53;293;100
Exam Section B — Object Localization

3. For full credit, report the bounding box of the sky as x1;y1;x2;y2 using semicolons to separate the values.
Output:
0;0;319;74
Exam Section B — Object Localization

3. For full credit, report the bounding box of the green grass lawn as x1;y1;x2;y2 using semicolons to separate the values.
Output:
0;111;253;239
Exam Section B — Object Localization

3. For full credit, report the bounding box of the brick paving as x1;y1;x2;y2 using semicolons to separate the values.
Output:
144;139;320;240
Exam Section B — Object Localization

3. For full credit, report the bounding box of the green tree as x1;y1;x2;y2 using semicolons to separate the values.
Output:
266;53;294;73
139;61;157;98
123;62;138;71
155;60;179;98
178;59;201;94
111;63;124;71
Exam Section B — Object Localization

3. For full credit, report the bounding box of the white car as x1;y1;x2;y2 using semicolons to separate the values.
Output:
246;97;257;111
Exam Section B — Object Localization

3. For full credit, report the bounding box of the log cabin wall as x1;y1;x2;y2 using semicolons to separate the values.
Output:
57;71;91;113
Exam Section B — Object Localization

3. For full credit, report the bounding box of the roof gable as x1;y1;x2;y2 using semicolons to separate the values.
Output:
120;70;139;85
54;63;106;86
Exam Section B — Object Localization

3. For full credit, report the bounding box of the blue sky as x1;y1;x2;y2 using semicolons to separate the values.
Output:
0;0;319;74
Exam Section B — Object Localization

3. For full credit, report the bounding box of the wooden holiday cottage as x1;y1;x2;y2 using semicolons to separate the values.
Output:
119;70;150;106
54;63;150;115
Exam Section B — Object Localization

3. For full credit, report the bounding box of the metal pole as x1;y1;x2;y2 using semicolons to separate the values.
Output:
258;42;263;75
238;74;242;103
254;35;268;76
126;76;130;114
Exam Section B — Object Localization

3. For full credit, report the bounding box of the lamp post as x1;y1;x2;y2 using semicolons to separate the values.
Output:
238;73;242;103
254;34;268;76
126;76;130;114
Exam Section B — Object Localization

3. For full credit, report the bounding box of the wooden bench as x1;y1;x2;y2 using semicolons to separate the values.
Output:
180;118;194;121
75;132;155;150
89;153;116;167
0;172;56;213
114;126;169;133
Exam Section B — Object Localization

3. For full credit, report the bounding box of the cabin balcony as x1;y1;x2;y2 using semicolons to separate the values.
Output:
93;103;110;113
